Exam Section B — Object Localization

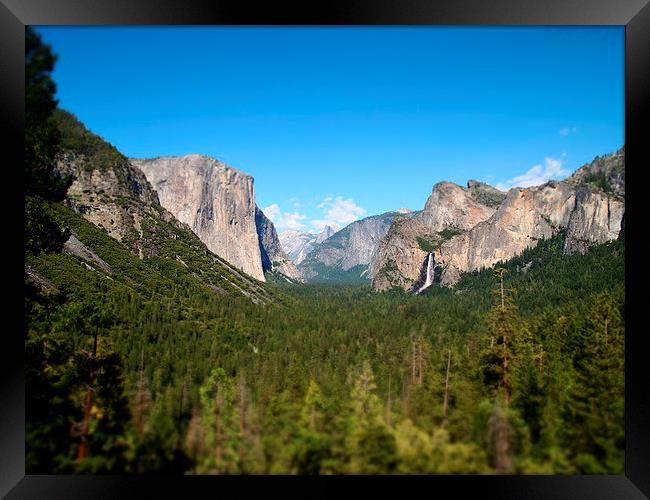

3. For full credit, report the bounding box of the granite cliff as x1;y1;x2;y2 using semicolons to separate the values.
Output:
566;147;624;196
278;226;337;266
372;148;625;292
435;180;624;286
131;154;266;281
369;212;433;291
51;109;277;304
298;211;400;283
255;206;303;281
371;182;495;291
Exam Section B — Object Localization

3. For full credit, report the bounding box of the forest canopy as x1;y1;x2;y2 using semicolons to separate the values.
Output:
24;26;624;475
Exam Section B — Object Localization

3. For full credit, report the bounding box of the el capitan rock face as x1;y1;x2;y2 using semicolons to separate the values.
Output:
372;148;625;292
131;154;266;281
51;110;279;303
255;206;303;281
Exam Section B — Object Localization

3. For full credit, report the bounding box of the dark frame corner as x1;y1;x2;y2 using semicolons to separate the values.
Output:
2;0;648;498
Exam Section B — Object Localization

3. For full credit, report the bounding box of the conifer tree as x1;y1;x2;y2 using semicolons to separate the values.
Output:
487;398;513;473
478;268;522;472
25;26;64;198
25;27;72;254
346;360;399;473
291;380;331;474
25;284;78;473
196;367;241;474
564;293;624;473
67;303;131;473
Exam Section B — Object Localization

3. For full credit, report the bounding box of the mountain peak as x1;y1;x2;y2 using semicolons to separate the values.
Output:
565;147;625;196
467;179;488;189
315;225;337;244
466;179;507;208
131;154;253;180
431;180;465;193
131;155;264;280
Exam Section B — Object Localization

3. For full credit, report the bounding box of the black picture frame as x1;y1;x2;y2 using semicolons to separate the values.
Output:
3;0;648;498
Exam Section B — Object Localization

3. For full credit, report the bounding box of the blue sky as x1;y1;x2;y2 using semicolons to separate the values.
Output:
36;26;624;233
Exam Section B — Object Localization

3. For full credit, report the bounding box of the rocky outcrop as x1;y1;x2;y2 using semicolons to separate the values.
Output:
467;180;507;208
298;212;398;282
25;265;58;293
370;212;433;291
436;181;624;284
419;181;496;232
372;182;495;291
63;234;113;274
563;185;625;254
279;226;337;265
52;112;179;265
131;154;265;281
55;150;160;248
255;206;303;281
372;148;625;291
566;147;624;196
56;151;159;206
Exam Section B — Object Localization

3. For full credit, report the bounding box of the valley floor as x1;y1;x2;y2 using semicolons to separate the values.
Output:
25;213;624;474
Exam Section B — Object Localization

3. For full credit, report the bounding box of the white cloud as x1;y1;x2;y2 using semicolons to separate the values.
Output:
559;126;579;136
282;212;308;230
288;197;302;208
266;196;366;234
316;196;333;207
496;156;570;192
263;203;281;221
262;204;308;230
314;196;366;228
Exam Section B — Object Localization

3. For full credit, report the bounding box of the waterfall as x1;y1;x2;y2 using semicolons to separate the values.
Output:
416;252;435;294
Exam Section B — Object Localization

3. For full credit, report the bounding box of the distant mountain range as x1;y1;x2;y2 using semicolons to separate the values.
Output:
278;225;337;266
295;211;405;283
276;151;624;290
372;148;624;292
47;109;624;294
48;109;281;304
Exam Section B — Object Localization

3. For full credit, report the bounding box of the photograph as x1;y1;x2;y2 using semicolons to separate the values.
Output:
24;25;625;476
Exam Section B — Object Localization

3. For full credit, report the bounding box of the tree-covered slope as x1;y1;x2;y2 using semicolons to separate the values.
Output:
27;224;623;474
298;211;397;283
48;109;279;305
425;230;624;315
27;202;285;307
24;27;624;477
